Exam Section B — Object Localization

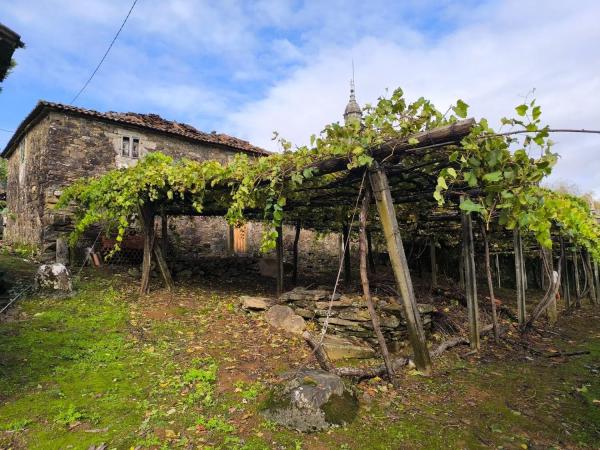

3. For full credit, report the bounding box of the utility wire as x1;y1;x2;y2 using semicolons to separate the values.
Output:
69;0;139;105
0;128;15;133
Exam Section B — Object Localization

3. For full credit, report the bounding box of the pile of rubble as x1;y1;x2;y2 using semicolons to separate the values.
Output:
241;287;434;360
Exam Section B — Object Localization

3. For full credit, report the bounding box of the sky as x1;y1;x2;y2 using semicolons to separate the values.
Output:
1;0;599;196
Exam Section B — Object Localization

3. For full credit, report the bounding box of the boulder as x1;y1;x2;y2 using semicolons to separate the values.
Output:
240;295;274;311
262;369;358;432
265;305;305;334
34;263;72;294
321;335;376;360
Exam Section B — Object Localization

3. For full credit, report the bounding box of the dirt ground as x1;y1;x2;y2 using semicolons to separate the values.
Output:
0;254;599;449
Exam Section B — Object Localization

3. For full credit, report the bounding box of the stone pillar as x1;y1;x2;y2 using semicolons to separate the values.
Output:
56;236;69;266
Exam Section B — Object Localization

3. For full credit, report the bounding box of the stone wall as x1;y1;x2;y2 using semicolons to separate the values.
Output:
280;287;433;350
4;117;50;247
4;111;241;260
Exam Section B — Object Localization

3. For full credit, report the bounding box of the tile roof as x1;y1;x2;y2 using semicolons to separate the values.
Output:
2;100;269;157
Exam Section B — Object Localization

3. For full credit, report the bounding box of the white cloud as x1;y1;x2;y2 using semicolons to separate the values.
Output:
224;0;600;195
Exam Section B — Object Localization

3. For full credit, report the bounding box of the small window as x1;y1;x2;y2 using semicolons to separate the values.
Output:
121;136;130;157
132;138;139;158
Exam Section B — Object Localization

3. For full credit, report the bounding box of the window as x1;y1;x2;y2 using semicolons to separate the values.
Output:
132;138;139;158
121;136;140;158
121;136;130;157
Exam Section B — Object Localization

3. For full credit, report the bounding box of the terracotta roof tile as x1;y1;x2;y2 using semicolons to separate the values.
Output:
2;101;269;157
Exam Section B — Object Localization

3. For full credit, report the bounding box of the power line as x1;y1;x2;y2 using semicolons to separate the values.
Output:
0;128;15;133
69;0;139;105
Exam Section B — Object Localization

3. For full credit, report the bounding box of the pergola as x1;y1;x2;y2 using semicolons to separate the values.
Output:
134;119;480;376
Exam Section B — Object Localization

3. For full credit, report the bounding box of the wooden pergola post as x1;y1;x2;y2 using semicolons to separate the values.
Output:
292;220;301;286
514;228;527;325
276;224;284;297
139;205;155;295
367;229;376;274
461;200;480;350
573;247;581;307
544;247;557;324
358;188;397;385
368;164;432;374
584;250;598;306
430;238;437;289
495;253;501;288
342;222;352;286
594;260;600;306
227;225;235;256
161;209;168;258
563;251;572;308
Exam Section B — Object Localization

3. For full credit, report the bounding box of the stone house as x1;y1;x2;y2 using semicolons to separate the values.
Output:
1;101;269;261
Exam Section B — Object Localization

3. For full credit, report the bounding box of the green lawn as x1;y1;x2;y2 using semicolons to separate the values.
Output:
0;254;599;449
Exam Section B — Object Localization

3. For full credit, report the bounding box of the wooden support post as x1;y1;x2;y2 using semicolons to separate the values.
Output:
276;225;284;297
292;221;301;286
358;188;397;385
481;225;499;340
342;223;351;286
367;229;376;274
573;248;581;307
495;253;501;289
544;247;557;324
430;239;438;289
563;253;571;308
139;205;155;295
540;249;547;290
514;228;527;326
461;202;480;350
594;261;600;305
585;250;597;305
459;246;465;290
227;225;235;256
154;242;174;292
161;211;168;258
369;165;432;374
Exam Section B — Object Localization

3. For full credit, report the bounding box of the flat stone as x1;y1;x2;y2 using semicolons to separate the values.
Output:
265;305;305;335
294;308;315;319
317;317;365;332
337;309;371;322
240;295;274;311
314;299;352;310
321;335;376;361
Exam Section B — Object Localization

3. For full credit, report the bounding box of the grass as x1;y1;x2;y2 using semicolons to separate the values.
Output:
0;253;599;449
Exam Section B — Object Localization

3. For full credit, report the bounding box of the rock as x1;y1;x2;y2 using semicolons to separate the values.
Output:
240;295;274;311
281;287;339;302
337;308;371;322
127;267;141;278
321;335;376;360
294;308;315;319
177;269;193;280
314;299;352;310
265;305;305;334
34;263;72;294
262;369;358;432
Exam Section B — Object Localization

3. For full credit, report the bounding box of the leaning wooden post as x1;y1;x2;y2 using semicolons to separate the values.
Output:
514;228;527;325
292;221;301;286
161;209;169;258
481;225;499;340
458;246;465;290
342;223;352;286
139;205;155;295
367;229;376;274
584;250;598;305
358;188;397;385
562;241;571;308
154;243;174;292
430;238;438;289
544;247;558;324
573;247;581;307
461;200;480;350
495;253;501;289
276;224;284;297
368;164;432;374
594;260;600;306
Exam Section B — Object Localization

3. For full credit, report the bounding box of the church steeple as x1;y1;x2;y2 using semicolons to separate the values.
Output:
343;77;362;124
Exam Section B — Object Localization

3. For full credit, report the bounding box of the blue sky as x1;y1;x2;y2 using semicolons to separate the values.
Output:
1;0;599;196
